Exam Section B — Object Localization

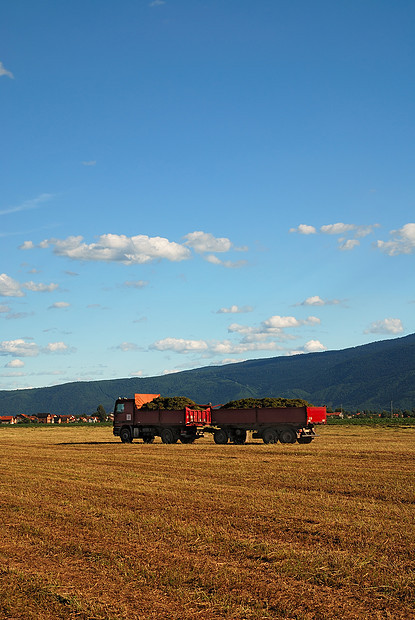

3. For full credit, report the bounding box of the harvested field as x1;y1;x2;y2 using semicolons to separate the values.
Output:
0;425;414;619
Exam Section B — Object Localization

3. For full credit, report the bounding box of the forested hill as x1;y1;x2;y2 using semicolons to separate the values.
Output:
1;333;414;415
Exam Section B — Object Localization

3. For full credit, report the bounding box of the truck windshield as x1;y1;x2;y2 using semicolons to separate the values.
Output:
115;403;124;413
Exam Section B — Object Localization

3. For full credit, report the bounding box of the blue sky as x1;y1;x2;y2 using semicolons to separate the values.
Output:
1;0;414;390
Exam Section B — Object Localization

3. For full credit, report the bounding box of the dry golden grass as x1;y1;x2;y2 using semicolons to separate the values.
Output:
0;425;414;619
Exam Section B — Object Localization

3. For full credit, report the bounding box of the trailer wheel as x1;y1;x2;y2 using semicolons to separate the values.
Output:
161;428;178;444
262;428;277;444
213;429;228;444
180;436;195;444
279;428;297;444
297;436;313;444
120;427;132;443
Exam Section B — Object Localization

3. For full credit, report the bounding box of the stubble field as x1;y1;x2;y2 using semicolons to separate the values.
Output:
0;425;414;620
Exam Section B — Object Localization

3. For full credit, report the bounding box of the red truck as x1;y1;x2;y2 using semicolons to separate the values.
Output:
112;396;326;445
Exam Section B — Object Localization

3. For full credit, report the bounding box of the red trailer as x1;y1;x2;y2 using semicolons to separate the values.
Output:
210;406;325;444
113;395;326;445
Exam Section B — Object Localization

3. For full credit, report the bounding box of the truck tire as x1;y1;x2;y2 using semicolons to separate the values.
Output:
161;428;178;444
262;428;278;444
142;434;155;444
120;427;132;443
232;429;247;445
213;429;228;444
279;428;297;444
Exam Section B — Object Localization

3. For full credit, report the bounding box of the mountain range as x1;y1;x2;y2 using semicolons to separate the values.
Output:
1;333;414;415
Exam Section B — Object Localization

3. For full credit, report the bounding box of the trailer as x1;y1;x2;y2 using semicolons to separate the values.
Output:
211;405;324;444
112;395;326;445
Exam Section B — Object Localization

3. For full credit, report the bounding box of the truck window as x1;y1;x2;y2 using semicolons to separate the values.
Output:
115;403;124;413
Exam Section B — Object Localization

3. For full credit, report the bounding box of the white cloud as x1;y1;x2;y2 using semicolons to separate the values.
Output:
22;230;247;267
355;224;381;238
217;305;253;314
205;255;247;268
82;160;96;166
0;339;74;357
303;339;327;352
0;274;25;297
261;315;320;331
5;312;33;320
0;61;13;79
20;241;35;250
0;274;59;297
149;0;165;5
49;302;70;309
115;342;143;352
151;336;283;356
300;296;336;306
0;304;11;313
0;339;39;357
130;370;144;377
339;239;360;251
289;224;316;235
320;223;356;235
5;359;25;368
0;193;53;216
375;223;415;256
364;318;404;335
151;338;209;353
124;280;148;289
23;281;59;293
262;315;301;330
44;342;70;353
291;222;380;251
228;315;320;344
29;234;191;264
227;323;259;336
183;231;233;253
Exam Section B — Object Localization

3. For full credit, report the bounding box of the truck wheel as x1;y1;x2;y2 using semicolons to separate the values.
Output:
279;428;297;444
161;428;177;444
120;427;132;443
142;435;155;444
213;429;228;444
232;430;247;445
262;428;277;444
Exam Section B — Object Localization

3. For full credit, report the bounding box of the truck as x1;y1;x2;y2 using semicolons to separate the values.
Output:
112;395;326;445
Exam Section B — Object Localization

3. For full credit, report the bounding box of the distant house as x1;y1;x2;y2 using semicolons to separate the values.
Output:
16;414;37;423
0;416;16;424
36;413;56;424
55;415;76;424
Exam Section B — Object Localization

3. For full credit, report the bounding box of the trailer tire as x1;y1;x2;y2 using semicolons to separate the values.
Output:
297;436;313;444
213;429;228;444
279;428;297;444
120;427;132;443
180;436;195;444
262;428;278;444
161;428;178;444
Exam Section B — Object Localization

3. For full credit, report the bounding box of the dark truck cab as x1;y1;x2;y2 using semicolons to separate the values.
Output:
113;397;211;444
